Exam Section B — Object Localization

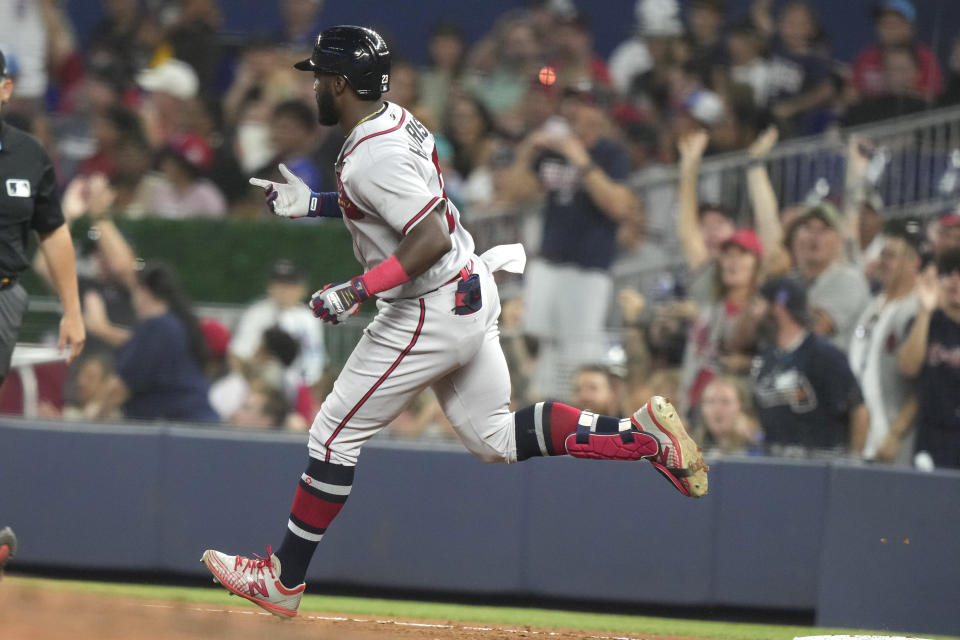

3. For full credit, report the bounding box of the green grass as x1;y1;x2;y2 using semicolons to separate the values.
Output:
8;576;958;640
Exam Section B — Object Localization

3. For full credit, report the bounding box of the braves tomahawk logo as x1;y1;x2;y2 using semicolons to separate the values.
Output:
336;173;364;220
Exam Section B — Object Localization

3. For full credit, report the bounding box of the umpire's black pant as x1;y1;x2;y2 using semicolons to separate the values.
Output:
0;284;28;386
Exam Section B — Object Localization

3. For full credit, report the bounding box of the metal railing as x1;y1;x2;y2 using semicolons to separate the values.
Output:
467;105;960;287
631;104;960;223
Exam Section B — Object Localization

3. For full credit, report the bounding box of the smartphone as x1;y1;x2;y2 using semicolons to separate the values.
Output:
542;115;571;140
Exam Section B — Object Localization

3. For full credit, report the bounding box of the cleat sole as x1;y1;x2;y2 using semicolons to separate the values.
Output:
650;396;709;497
633;396;710;498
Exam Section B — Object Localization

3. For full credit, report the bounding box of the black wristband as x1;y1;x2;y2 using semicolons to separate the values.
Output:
308;191;342;218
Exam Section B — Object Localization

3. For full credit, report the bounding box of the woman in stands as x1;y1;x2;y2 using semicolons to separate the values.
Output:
83;263;219;423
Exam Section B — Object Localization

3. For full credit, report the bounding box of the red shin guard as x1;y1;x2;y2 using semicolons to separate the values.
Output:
565;429;661;460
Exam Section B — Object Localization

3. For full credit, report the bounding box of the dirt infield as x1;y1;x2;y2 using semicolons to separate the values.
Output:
0;581;722;640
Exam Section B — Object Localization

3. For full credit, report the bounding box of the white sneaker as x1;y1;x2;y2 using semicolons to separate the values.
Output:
201;546;305;618
632;396;709;498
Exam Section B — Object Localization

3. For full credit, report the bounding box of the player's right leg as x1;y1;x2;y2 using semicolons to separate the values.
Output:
434;265;708;497
436;331;708;497
516;395;710;498
202;298;437;616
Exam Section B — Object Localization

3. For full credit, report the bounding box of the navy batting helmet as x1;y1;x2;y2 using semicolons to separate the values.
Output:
294;25;390;100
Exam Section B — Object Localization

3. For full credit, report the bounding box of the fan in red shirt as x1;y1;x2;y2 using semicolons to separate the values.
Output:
851;0;942;100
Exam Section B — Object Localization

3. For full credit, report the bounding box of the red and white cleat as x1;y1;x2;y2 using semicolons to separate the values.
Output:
201;546;305;618
632;396;709;498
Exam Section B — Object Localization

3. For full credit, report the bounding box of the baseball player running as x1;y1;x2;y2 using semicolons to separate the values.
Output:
201;25;708;618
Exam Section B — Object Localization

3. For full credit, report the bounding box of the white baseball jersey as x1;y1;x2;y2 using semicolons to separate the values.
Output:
335;101;474;299
304;101;527;468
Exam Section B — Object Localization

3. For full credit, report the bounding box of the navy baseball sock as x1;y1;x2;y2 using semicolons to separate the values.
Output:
514;402;624;460
275;457;354;587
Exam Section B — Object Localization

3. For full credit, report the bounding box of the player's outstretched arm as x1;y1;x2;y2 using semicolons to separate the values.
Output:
250;164;341;219
310;207;452;325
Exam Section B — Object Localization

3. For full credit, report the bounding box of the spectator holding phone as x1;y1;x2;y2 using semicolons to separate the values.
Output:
898;249;960;469
504;84;638;398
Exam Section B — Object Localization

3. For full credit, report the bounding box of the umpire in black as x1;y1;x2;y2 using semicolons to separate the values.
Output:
0;48;84;382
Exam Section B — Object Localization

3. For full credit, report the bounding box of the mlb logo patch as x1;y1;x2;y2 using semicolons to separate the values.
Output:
6;179;30;198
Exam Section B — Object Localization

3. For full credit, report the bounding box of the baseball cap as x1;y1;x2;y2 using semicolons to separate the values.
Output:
938;209;960;228
165;134;213;172
684;89;725;128
785;202;842;248
721;228;764;258
760;276;809;325
635;0;683;37
269;259;307;284
200;318;231;359
794;202;842;231
883;216;927;254
873;0;916;23
136;59;199;100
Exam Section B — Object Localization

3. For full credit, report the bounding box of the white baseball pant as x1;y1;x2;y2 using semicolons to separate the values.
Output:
307;253;518;466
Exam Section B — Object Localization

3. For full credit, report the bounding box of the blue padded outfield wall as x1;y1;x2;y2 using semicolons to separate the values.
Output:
1;418;958;637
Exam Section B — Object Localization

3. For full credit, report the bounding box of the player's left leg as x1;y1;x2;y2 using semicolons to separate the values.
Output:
202;297;439;616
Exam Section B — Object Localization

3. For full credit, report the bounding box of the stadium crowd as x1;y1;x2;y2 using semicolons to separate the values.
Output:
1;0;960;469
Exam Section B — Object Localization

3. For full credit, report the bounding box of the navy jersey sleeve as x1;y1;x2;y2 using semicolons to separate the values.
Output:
817;342;864;416
30;146;65;235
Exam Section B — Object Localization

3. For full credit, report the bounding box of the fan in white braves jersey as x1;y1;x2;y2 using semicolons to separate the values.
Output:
201;25;709;619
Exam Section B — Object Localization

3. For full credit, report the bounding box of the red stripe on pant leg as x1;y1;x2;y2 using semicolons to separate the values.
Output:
323;299;427;462
290;486;346;530
548;402;583;455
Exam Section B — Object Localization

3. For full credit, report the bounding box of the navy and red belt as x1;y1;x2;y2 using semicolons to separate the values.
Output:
442;260;475;287
381;261;476;303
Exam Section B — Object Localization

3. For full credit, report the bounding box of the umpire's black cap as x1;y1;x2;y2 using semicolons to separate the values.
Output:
294;25;391;100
